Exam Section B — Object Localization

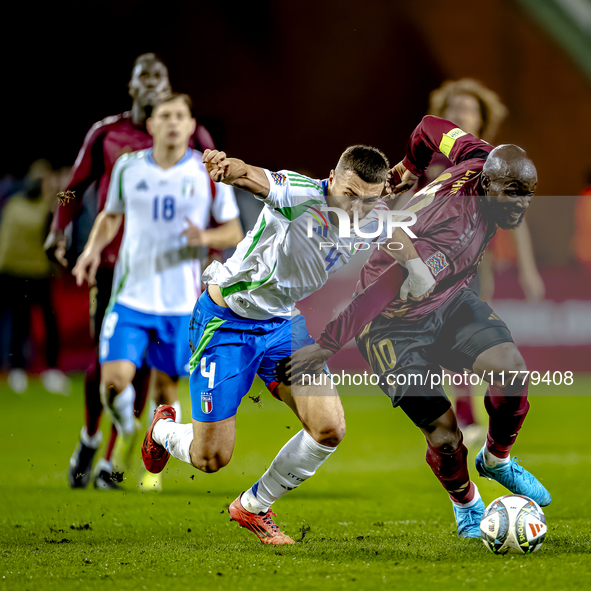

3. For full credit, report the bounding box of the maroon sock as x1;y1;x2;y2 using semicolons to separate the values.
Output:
132;364;152;418
84;355;103;437
104;425;118;463
484;381;530;459
455;391;475;427
425;439;474;504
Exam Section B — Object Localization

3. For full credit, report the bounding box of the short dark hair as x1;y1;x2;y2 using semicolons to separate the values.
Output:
337;145;390;184
153;92;193;113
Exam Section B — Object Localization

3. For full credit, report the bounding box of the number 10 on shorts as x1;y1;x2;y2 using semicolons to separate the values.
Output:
200;357;216;389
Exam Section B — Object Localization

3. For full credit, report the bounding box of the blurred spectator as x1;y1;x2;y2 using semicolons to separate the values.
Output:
0;160;71;394
572;170;591;271
0;173;20;214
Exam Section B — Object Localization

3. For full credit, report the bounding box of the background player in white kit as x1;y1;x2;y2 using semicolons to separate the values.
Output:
72;94;243;488
142;144;436;543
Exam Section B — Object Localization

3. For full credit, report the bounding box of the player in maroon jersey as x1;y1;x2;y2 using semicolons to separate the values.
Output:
287;115;551;538
403;79;544;445
45;53;215;490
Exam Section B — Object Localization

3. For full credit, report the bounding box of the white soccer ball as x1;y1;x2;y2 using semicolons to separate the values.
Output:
480;494;547;554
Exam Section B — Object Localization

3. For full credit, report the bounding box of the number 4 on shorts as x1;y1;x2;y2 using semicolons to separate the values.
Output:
200;357;216;389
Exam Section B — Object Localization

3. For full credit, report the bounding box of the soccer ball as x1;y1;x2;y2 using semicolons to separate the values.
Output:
480;494;547;554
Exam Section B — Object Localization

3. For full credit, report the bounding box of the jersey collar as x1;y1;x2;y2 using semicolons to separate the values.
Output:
146;148;192;169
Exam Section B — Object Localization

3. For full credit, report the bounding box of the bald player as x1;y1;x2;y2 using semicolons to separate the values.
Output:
288;116;550;539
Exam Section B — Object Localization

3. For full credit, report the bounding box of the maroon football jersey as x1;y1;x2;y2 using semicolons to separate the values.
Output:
358;115;497;321
56;111;215;268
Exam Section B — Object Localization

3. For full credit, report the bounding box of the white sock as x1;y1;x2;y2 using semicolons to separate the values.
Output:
240;429;336;514
172;400;182;422
153;420;193;465
80;426;102;449
451;483;481;508
109;385;136;439
483;444;511;468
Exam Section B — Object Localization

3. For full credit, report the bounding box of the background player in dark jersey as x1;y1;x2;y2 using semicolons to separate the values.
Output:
46;53;216;490
288;116;551;538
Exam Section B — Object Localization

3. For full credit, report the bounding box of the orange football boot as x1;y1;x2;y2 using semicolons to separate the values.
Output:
229;495;295;545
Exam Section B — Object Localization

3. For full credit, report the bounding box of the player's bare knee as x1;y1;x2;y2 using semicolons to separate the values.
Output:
192;455;230;474
475;343;527;384
491;351;527;387
189;446;232;474
192;458;220;473
309;422;346;448
427;429;461;452
502;347;527;374
423;415;461;451
100;375;128;401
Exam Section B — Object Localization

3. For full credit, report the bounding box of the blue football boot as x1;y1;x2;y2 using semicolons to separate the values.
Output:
452;488;485;538
475;446;551;507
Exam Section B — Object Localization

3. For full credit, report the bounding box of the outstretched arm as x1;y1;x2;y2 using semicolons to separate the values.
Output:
388;116;493;195
317;262;405;354
202;149;270;198
286;263;405;380
403;115;492;174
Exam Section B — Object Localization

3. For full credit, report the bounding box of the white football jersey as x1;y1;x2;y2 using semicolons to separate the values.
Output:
105;149;239;315
202;169;391;320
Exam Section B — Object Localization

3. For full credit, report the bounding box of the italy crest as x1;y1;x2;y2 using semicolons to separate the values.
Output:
201;393;213;414
182;177;196;198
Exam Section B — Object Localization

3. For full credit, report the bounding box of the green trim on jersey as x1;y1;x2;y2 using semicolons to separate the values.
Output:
287;172;322;192
289;180;320;189
119;150;138;201
220;261;278;298
189;316;227;375
243;215;267;260
118;166;125;200
275;199;323;221
116;151;145;200
105;252;130;314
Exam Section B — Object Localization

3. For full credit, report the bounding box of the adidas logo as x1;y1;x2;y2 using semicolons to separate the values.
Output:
136;180;148;191
528;522;544;536
488;312;502;321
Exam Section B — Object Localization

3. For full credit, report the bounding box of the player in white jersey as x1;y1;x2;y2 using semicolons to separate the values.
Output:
72;94;243;488
142;145;436;543
202;170;410;319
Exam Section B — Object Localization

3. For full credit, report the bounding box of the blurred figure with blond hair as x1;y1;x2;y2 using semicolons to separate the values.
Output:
430;78;508;140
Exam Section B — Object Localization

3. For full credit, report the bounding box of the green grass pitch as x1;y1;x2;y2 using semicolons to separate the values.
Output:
1;375;590;590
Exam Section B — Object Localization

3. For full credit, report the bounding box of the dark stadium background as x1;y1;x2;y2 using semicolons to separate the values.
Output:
2;0;591;373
